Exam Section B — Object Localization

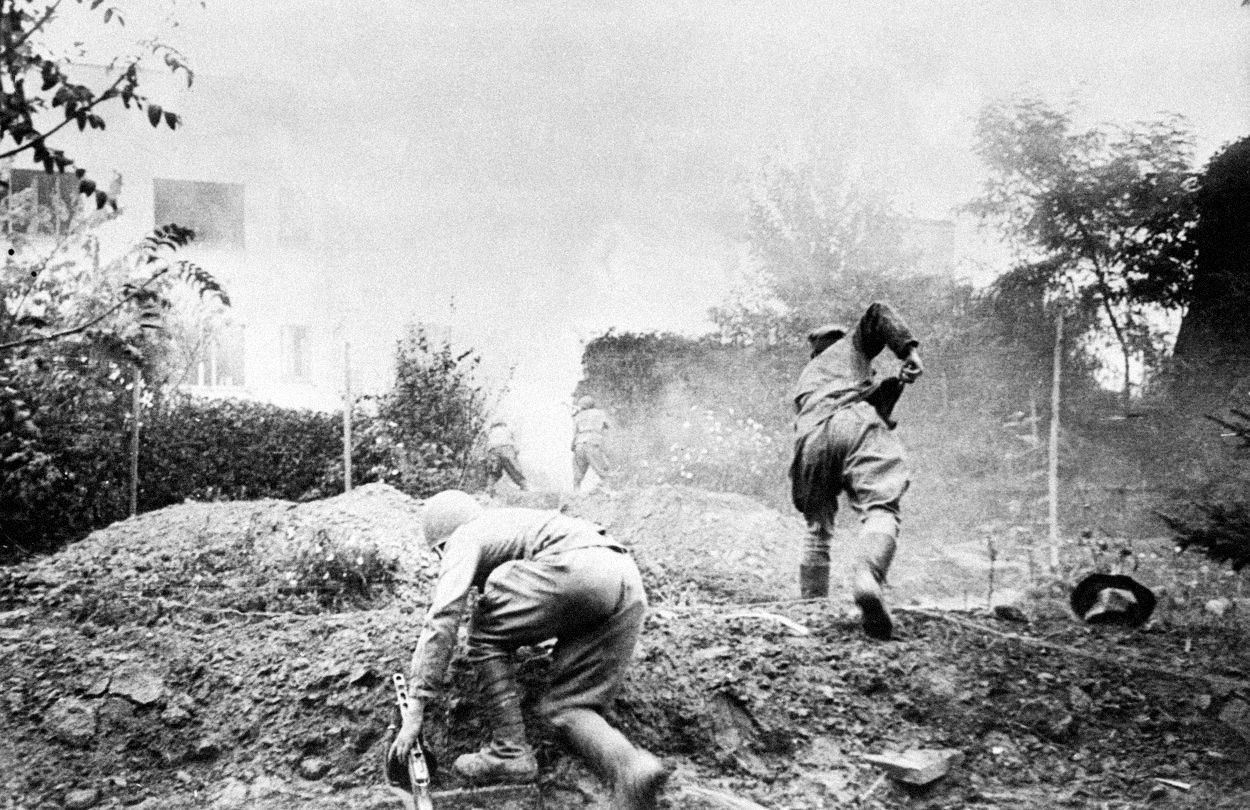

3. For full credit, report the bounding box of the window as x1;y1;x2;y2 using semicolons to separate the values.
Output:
280;325;310;382
196;325;245;388
153;178;245;249
2;169;80;235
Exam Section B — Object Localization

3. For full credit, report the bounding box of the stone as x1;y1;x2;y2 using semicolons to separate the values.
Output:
46;697;97;747
0;608;31;627
1205;598;1232;618
63;788;100;809
109;665;163;706
298;757;331;780
992;604;1029;623
862;748;965;786
161;704;191;727
210;778;250;810
1218;697;1250;743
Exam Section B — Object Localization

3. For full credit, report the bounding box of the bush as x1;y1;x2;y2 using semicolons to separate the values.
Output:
140;393;341;505
272;526;400;610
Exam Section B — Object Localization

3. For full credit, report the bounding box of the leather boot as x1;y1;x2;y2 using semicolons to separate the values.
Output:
550;708;667;810
454;658;538;783
852;531;896;641
799;563;830;598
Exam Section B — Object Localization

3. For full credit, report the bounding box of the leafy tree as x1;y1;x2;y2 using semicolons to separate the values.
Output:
368;324;489;498
968;97;1199;408
1171;135;1250;379
1;0;195;207
712;156;918;344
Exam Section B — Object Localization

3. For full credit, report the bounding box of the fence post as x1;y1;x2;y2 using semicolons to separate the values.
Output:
129;364;142;517
343;340;352;493
1048;306;1063;570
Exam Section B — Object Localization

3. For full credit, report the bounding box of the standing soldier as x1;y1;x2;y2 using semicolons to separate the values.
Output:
571;395;612;491
484;419;528;494
789;302;924;640
389;490;667;809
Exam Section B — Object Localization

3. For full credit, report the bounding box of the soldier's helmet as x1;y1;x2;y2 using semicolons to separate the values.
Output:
577;395;596;411
422;490;484;551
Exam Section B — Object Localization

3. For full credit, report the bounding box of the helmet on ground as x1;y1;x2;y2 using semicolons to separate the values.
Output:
422;490;484;550
577;395;596;410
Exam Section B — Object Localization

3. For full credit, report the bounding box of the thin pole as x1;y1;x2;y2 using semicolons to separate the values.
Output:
1048;307;1063;570
129;364;142;516
343;340;352;493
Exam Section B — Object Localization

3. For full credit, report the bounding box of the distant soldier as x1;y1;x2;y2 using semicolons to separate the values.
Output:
389;490;667;808
571;395;612;491
484;419;528;494
789;302;923;640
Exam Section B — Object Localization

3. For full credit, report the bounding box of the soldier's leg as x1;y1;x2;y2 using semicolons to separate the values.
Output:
572;444;590;489
585;444;613;487
791;418;848;599
500;449;528;490
459;560;572;782
842;405;910;640
538;549;666;810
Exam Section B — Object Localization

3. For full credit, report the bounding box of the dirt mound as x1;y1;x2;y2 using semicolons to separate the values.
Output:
565;485;805;603
4;483;437;618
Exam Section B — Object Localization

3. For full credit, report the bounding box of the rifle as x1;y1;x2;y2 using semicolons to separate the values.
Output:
387;673;434;810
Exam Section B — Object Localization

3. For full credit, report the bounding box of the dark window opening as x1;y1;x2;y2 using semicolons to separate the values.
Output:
153;178;245;249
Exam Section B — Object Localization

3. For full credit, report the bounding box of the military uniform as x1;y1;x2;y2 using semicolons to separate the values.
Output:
484;422;528;492
572;405;612;489
412;508;645;731
789;302;920;637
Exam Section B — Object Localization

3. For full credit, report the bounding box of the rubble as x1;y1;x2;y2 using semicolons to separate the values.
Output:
861;748;965;786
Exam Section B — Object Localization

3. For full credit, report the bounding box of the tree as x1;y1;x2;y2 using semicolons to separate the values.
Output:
1171;135;1250;382
711;155;920;344
969;97;1199;409
1;0;195;208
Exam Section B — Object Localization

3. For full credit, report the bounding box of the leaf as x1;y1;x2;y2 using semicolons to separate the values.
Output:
79;179;97;197
103;8;112;23
164;110;178;130
95;190;108;210
147;103;162;128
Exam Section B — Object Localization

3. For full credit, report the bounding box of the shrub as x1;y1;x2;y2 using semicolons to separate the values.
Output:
273;526;400;610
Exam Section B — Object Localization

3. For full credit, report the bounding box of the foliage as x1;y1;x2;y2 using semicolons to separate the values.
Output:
317;325;491;499
638;405;786;504
968;97;1199;401
711;156;919;344
578;330;708;418
0;0;196;207
140;393;341;505
1172;134;1250;368
273;526;399;610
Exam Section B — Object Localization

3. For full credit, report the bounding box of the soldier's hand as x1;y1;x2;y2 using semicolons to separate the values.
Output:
899;348;924;384
390;714;422;761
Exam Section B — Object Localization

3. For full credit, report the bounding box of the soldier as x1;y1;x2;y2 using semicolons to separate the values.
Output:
389;490;666;809
484;419;528;494
789;302;924;640
571;395;612;491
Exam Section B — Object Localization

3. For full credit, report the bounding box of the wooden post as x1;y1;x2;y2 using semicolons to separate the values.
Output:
129;364;142;517
342;340;352;493
1048;307;1063;570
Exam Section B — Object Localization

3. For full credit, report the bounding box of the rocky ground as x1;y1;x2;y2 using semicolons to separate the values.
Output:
1;483;1248;810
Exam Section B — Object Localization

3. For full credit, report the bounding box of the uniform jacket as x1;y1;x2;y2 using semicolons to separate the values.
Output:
411;509;623;696
793;302;919;435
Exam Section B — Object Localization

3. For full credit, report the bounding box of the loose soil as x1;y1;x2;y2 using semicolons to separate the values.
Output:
1;484;1247;810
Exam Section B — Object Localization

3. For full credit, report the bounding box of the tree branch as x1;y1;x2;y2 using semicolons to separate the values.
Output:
0;69;129;161
10;1;64;52
0;263;171;351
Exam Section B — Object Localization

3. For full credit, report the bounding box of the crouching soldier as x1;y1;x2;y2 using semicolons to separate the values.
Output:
790;301;923;640
389;490;667;809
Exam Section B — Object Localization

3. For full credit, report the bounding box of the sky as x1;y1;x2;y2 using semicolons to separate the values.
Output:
51;0;1250;485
